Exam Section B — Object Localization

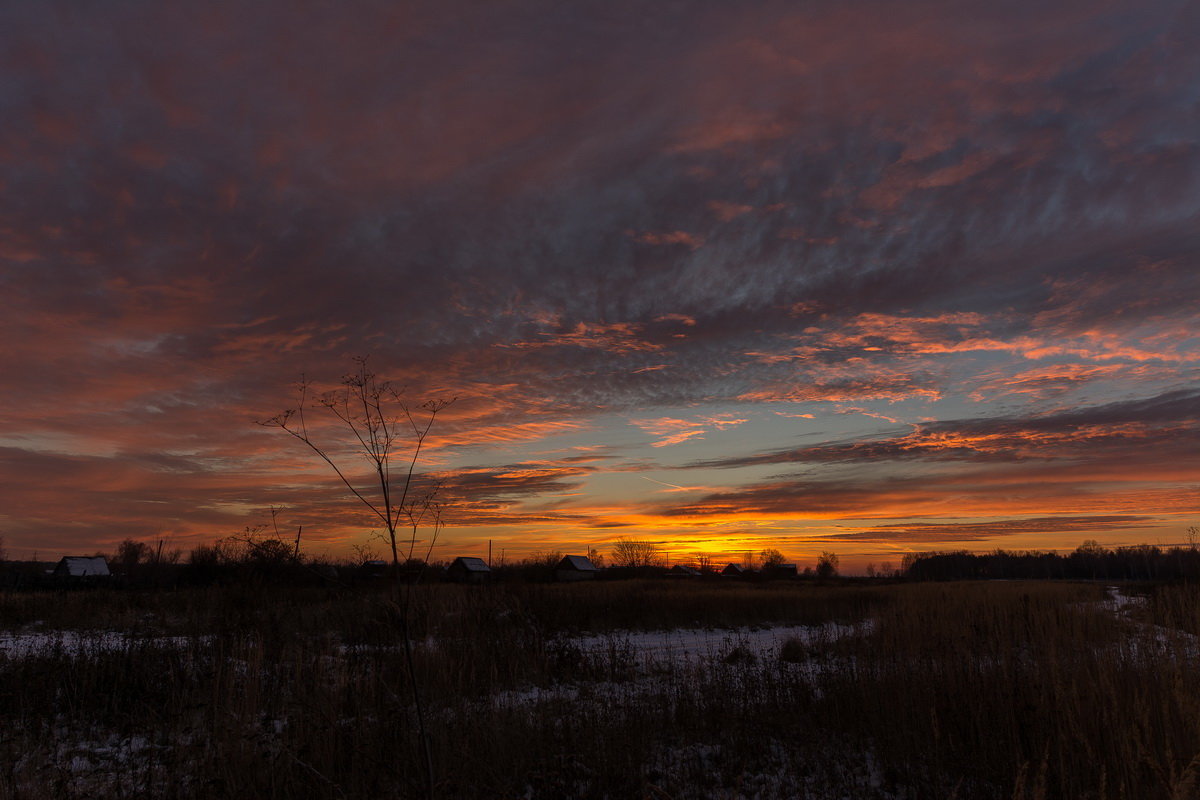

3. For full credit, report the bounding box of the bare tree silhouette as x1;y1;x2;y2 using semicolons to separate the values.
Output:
610;538;665;568
262;357;453;573
262;357;453;799
759;548;786;569
816;551;840;579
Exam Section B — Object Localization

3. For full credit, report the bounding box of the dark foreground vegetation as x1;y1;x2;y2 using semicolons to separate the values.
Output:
903;540;1200;582
2;578;1200;799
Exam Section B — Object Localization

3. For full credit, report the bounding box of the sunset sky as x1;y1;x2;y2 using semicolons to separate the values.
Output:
2;0;1198;571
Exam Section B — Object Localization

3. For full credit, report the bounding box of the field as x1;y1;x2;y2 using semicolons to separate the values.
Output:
2;579;1200;799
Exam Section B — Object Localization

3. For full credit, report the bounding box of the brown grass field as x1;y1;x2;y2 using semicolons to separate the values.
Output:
2;579;1199;798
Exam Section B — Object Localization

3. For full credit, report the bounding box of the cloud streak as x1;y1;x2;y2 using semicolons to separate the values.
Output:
693;389;1200;468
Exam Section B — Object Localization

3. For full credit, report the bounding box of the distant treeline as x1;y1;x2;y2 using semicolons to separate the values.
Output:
0;556;810;591
902;542;1200;582
11;535;1200;590
0;534;841;590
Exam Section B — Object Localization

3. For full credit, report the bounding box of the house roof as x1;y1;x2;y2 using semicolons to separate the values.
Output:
722;563;745;573
56;556;111;577
451;556;491;572
557;555;599;572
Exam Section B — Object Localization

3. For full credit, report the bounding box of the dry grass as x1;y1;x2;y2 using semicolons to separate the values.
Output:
1;579;1198;798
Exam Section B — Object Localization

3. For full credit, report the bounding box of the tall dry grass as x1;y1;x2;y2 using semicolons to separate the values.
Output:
815;582;1200;798
1;580;1198;798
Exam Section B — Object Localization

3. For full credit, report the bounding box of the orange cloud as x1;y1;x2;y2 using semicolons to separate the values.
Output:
630;413;748;447
708;201;755;221
968;363;1154;401
629;230;706;249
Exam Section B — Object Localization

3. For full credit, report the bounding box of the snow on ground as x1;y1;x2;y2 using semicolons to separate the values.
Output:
0;589;1168;665
491;620;873;709
1100;585;1200;658
0;627;206;658
571;619;874;666
1103;585;1147;615
643;739;906;800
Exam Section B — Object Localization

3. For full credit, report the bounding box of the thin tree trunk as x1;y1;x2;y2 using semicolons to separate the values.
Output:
399;606;435;800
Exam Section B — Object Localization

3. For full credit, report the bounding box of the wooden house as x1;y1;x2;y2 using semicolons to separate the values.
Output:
447;556;491;584
764;562;799;579
53;556;111;580
555;555;600;582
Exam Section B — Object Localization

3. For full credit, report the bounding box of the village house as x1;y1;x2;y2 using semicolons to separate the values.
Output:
52;556;111;580
447;556;491;584
764;562;799;579
555;555;600;582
